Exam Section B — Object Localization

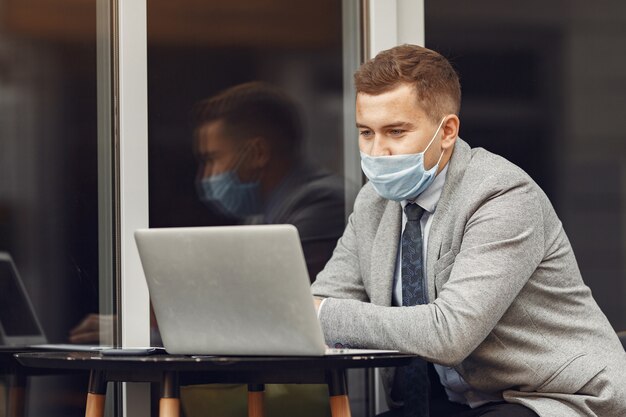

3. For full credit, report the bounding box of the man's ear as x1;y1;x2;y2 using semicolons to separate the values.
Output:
248;137;271;169
441;115;460;151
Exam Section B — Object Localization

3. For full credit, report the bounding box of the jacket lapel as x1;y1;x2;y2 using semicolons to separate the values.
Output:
370;199;402;306
427;138;472;298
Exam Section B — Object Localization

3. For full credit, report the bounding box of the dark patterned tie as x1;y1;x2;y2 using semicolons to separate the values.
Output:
399;203;429;417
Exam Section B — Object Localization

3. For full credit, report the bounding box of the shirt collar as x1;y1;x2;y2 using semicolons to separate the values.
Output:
401;164;449;213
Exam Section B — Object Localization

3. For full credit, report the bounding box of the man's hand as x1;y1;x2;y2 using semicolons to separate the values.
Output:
313;297;330;348
313;297;324;315
69;313;115;344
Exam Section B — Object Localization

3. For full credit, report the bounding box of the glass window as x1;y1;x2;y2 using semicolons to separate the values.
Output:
0;0;115;415
147;0;347;279
426;0;626;330
147;0;350;415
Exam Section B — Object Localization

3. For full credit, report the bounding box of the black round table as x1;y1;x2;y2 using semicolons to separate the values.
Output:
1;347;88;417
15;350;415;417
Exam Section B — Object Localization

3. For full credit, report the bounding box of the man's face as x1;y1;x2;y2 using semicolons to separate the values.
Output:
356;83;443;170
195;120;256;182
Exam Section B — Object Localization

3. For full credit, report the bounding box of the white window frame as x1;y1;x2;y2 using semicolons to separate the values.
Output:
116;0;151;415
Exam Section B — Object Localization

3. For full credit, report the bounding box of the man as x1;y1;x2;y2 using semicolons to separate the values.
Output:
311;44;626;417
193;81;345;279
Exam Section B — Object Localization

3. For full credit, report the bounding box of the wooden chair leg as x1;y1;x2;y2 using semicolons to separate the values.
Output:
159;371;180;417
85;370;106;417
329;395;352;417
7;374;26;417
247;384;265;417
85;393;106;417
159;398;180;417
327;370;352;417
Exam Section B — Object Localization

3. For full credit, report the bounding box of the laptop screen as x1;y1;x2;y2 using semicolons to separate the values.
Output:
0;257;43;338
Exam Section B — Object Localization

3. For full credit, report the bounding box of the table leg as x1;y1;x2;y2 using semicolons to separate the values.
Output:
7;373;26;417
327;370;352;417
247;384;265;417
85;370;107;417
159;371;180;417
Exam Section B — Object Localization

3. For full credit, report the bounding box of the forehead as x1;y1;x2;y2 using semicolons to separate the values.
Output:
356;83;428;124
196;120;237;153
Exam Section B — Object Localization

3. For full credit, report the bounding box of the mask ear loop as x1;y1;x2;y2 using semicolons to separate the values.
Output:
231;142;254;172
434;144;445;167
423;116;447;158
231;140;265;184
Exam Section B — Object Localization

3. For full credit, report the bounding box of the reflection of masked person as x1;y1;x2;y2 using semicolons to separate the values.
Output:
193;82;345;280
197;145;261;218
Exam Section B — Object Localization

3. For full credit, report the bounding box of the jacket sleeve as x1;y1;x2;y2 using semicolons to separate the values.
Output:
316;178;545;366
310;206;370;302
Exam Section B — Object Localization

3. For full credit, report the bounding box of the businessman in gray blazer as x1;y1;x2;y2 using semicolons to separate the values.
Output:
311;44;626;417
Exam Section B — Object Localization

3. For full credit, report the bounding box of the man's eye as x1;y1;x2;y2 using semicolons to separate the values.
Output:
389;129;404;136
359;130;373;138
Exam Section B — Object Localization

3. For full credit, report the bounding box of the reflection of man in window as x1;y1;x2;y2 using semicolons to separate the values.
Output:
193;82;345;280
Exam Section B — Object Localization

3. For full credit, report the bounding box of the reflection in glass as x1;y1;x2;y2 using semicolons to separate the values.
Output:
0;253;45;341
0;0;107;415
193;82;345;279
147;0;347;302
147;0;346;415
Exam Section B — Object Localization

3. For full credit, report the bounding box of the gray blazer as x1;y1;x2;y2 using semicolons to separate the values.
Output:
311;139;626;417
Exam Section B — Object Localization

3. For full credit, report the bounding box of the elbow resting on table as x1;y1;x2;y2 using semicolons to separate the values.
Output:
400;338;469;367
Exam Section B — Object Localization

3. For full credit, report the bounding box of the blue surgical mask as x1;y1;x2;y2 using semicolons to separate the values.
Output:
197;147;261;218
360;118;446;201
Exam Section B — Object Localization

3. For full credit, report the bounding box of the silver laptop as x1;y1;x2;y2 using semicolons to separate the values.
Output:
135;225;396;356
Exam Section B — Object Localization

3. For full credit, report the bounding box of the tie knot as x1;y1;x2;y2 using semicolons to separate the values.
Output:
404;203;425;221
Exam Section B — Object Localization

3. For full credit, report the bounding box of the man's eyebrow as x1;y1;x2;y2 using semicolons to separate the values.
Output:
356;122;415;129
383;122;415;129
